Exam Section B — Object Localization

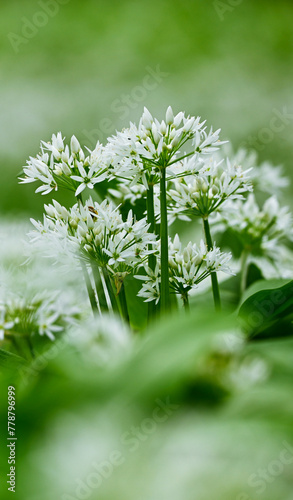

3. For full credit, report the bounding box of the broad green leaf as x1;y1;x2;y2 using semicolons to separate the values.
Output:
238;280;293;339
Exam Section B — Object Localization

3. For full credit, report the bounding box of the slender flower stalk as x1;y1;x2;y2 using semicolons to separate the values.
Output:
117;282;130;323
80;260;100;313
160;168;170;311
102;269;119;313
146;183;157;319
240;248;249;297
91;263;109;313
26;335;36;359
203;218;221;311
182;292;190;311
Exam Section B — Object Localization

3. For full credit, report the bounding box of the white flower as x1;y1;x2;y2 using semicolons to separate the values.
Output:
37;308;63;341
169;157;252;219
20;134;110;197
166;105;174;125
218;194;293;275
217;146;289;196
29;198;156;285
70;135;81;154
137;235;233;303
106;106;225;188
251;161;289;195
71;162;107;196
0;307;14;340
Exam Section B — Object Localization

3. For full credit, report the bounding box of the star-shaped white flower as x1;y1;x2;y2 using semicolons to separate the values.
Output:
71;163;107;196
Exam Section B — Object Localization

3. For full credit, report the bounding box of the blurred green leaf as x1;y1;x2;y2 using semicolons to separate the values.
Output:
238;280;293;339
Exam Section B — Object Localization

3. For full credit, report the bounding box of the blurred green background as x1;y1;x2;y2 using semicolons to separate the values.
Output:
1;0;293;217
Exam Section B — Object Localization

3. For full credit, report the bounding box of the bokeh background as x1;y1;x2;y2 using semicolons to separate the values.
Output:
1;2;293;499
1;0;293;217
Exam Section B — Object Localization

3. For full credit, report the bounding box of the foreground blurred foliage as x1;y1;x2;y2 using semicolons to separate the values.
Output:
1;0;293;497
0;223;293;500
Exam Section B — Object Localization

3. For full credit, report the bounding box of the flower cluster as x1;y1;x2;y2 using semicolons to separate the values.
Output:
30;198;156;288
219;194;293;257
0;292;80;342
19;133;109;197
20;105;293;326
169;157;252;219
137;234;233;305
107;106;225;187
217;147;289;195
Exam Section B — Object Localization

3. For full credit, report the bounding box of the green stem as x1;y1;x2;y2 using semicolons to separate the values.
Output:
103;269;119;313
182;293;190;311
240;249;249;297
81;261;99;313
26;336;35;359
203;217;221;312
9;335;25;358
91;264;109;312
160;169;170;312
117;282;130;323
147;184;157;319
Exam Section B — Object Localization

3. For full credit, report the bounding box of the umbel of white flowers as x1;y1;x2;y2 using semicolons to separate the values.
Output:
20;106;260;320
136;234;233;309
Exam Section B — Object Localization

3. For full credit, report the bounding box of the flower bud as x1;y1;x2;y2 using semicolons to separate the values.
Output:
141;107;153;130
199;178;208;193
151;123;160;143
78;226;87;238
71;135;80;154
53;165;63;176
183;117;195;133
44;204;55;218
169;257;177;269
171;134;181;148
61;162;72;176
183;248;190;263
160;121;167;135
52;199;62;213
166;106;174;125
61;151;70;163
173;234;181;252
173;111;184;128
70;218;78;230
55;132;64;151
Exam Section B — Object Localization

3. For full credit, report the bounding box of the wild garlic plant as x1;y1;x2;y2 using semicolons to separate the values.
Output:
31;198;155;321
217;194;293;293
210;146;293;292
20;106;293;327
0;292;82;359
136;235;233;309
168;157;252;309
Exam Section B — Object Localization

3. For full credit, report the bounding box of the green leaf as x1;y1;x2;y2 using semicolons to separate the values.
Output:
238;280;293;339
240;279;291;307
124;274;147;330
0;348;27;370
